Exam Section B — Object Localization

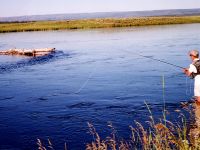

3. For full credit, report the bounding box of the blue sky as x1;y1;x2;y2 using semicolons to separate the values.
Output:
1;0;200;17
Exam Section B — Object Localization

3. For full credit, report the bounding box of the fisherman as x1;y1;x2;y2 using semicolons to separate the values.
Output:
183;50;200;103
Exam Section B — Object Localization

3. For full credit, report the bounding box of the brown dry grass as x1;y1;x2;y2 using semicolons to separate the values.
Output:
37;103;200;150
86;103;200;150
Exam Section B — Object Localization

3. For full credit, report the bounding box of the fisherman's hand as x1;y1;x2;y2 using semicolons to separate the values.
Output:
183;68;188;74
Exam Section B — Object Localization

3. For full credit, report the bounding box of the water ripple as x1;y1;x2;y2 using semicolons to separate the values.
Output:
0;51;70;73
68;102;95;109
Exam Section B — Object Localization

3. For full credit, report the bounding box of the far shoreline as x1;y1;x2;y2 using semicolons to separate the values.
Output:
0;15;200;33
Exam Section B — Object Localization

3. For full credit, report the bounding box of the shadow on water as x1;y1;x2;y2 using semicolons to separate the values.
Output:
0;50;70;73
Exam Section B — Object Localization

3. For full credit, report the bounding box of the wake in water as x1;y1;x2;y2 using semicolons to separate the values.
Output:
0;50;70;73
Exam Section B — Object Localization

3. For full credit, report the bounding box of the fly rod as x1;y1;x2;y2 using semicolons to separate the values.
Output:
138;54;184;69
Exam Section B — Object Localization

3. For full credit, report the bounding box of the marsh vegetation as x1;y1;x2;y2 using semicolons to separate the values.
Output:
1;16;200;33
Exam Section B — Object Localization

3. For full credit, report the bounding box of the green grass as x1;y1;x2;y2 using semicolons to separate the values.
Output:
1;16;200;33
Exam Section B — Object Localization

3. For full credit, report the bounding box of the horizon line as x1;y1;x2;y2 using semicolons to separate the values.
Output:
1;7;200;18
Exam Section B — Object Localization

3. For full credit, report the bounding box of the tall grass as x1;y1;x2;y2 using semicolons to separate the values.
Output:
1;16;200;33
86;104;195;150
37;102;200;150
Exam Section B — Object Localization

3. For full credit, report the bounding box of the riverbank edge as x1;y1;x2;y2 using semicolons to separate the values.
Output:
1;15;200;33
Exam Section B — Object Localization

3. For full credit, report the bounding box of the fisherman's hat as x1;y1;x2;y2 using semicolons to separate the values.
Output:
189;50;199;57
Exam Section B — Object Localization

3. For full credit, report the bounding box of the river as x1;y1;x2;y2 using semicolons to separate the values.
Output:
0;24;200;149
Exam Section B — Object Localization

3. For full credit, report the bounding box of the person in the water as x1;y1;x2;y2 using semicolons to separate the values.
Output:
183;50;200;103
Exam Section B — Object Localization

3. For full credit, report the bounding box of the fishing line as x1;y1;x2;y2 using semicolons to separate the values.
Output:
75;49;184;95
139;52;194;103
190;78;192;94
185;76;193;96
185;76;191;96
185;76;189;96
75;66;97;94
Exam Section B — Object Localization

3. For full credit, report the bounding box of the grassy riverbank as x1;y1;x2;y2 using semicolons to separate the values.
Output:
1;16;200;33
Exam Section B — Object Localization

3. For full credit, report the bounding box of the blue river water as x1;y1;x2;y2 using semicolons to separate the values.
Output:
0;24;200;149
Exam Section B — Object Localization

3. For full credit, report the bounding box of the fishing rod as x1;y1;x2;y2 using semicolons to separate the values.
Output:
138;53;184;69
124;49;184;69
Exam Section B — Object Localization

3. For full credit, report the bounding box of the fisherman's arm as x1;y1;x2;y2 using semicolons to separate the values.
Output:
183;68;192;76
183;64;197;77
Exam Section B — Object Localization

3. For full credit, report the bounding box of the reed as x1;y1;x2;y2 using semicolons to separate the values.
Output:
86;104;194;150
37;102;200;150
1;16;200;33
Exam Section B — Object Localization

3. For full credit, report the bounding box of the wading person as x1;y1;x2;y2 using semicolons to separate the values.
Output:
183;50;200;103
